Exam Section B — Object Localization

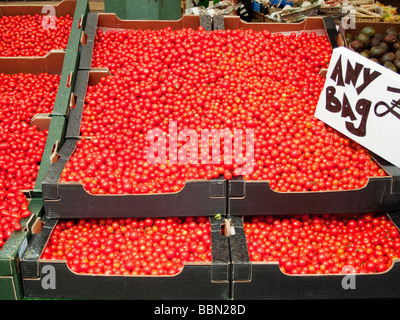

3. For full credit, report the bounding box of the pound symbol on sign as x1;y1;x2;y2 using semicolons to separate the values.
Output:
374;86;400;120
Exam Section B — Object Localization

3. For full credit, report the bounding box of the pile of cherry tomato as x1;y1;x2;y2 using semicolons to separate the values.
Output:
0;14;72;56
58;27;385;195
0;191;31;248
244;213;400;274
41;216;212;275
0;72;61;250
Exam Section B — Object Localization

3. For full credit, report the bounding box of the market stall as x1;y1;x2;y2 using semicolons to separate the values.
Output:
0;0;399;301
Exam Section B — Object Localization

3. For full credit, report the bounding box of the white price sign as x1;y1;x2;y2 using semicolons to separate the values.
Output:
315;46;400;168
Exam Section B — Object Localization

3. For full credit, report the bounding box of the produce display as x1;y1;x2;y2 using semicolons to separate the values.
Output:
0;72;61;250
348;25;400;73
0;14;73;57
244;213;400;274
41;216;212;275
59;27;385;195
5;8;399;299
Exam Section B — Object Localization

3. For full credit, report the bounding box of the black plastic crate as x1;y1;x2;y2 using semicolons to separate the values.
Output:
42;135;226;219
228;214;400;299
229;155;400;216
21;215;230;300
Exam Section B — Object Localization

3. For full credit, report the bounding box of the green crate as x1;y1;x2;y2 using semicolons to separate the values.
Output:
0;199;45;300
65;0;90;54
50;53;78;116
51;0;90;116
33;116;67;197
0;231;28;300
0;55;68;197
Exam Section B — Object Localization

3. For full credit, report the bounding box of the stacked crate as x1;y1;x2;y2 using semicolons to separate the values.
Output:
21;12;231;300
221;16;400;299
15;11;400;300
0;0;89;299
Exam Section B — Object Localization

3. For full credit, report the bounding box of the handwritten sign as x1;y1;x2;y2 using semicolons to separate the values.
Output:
315;46;400;168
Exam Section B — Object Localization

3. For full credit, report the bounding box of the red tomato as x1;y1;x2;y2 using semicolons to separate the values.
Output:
0;14;72;57
41;216;211;275
244;213;400;275
56;28;383;196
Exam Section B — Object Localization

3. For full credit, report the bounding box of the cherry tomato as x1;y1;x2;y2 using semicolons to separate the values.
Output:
244;213;400;275
58;28;383;195
0;72;60;250
41;216;212;275
0;14;72;57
